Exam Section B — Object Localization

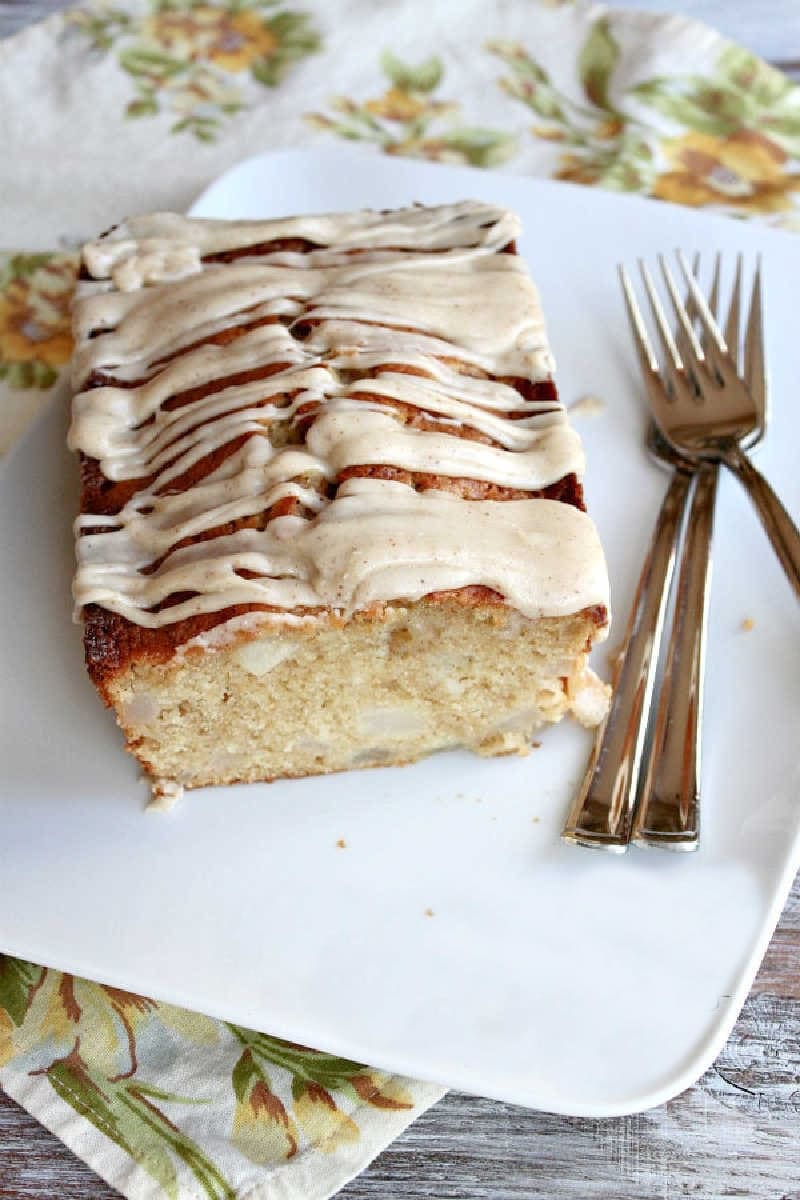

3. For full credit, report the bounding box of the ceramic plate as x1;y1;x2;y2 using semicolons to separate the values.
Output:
2;149;799;1116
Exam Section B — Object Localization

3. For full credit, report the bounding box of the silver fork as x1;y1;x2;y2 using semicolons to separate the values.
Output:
562;255;772;851
624;258;728;849
561;443;691;851
627;252;800;599
622;254;799;847
632;425;714;850
562;261;715;851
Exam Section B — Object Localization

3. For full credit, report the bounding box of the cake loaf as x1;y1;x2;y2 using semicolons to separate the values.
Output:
69;201;610;794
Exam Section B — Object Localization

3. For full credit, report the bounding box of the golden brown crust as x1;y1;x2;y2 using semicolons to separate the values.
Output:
84;602;293;700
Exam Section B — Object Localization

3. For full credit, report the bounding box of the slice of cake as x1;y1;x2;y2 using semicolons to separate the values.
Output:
69;201;610;792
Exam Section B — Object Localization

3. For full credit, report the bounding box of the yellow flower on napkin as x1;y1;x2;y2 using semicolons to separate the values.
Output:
491;24;800;217
231;1048;299;1163
19;973;156;1079
70;1;321;140
0;253;76;390
307;50;516;168
364;86;455;123
349;1070;415;1109
293;1082;360;1150
653;129;800;213
143;6;278;73
226;1027;415;1164
208;9;280;71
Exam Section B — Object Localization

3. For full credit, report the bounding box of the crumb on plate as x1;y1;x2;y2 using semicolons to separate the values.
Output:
569;393;607;418
146;778;183;813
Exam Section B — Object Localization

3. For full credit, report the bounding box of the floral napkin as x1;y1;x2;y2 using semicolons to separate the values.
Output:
1;2;799;1197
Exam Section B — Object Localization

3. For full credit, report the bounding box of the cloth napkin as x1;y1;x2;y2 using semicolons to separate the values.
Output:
1;2;799;1197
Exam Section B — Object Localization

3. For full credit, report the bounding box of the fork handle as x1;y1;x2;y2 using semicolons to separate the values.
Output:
722;444;800;601
562;467;692;851
633;463;717;850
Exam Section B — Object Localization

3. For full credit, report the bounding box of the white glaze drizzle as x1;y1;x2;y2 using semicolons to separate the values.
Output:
70;201;609;629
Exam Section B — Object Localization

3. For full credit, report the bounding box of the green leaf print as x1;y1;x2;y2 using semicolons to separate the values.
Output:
630;79;734;135
48;1055;178;1196
439;127;518;167
250;59;282;86
230;1026;364;1089
380;50;443;94
232;1046;264;1102
126;95;160;118
70;1;322;141
717;44;793;107
493;32;800;216
118;45;186;78
250;10;321;87
307;50;516;168
47;1051;236;1200
0;252;55;288
70;6;131;52
488;41;565;121
578;17;619;111
0;958;45;1026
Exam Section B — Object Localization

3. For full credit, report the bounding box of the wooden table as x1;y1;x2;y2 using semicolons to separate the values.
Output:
1;1;798;1195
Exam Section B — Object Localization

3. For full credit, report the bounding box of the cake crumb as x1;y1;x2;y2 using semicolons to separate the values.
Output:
424;907;435;918
531;740;542;749
741;617;755;632
568;668;612;727
336;838;347;849
146;778;183;813
569;393;606;418
531;816;541;824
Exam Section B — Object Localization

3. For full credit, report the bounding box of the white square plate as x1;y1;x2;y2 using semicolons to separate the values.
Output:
2;149;799;1116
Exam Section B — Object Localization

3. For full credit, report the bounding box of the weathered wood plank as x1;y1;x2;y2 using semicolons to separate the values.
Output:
753;915;800;999
0;1094;122;1200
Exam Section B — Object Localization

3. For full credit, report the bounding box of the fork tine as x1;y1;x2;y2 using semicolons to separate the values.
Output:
708;253;721;320
676;251;727;356
619;264;660;375
675;253;702;362
659;255;705;364
639;260;683;370
725;254;743;372
682;252;701;319
744;256;766;414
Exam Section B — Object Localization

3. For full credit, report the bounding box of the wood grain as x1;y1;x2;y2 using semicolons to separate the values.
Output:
1;1;799;1197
